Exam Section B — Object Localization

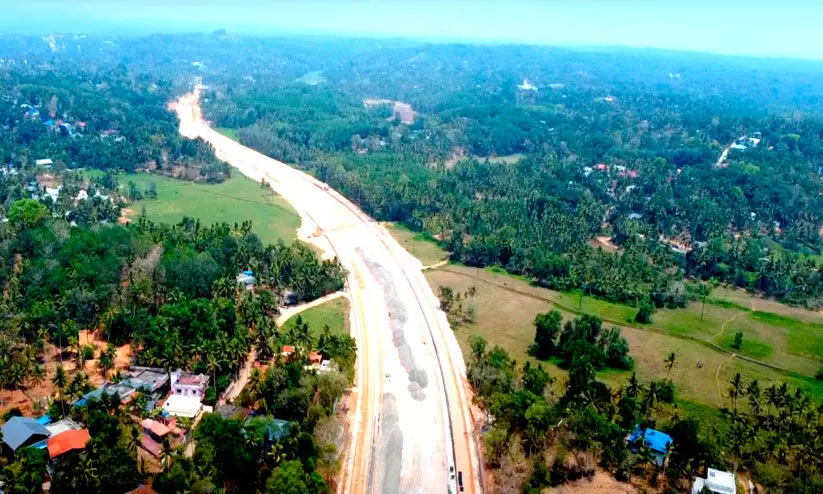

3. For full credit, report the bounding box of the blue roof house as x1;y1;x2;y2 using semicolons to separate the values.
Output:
1;416;51;452
627;425;673;467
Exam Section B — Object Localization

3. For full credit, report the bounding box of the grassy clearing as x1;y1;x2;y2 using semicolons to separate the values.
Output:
481;153;524;164
125;173;300;244
216;128;240;141
426;263;823;406
283;297;349;338
384;222;449;266
718;332;773;359
295;71;325;86
750;311;823;359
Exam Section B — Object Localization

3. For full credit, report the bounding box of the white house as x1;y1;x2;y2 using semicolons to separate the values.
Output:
692;468;736;494
35;158;53;166
45;187;60;202
236;270;255;290
170;370;208;399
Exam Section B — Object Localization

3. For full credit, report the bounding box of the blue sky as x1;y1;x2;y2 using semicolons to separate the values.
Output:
3;0;823;60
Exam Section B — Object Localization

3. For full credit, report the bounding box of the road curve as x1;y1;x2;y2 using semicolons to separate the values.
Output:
173;89;481;494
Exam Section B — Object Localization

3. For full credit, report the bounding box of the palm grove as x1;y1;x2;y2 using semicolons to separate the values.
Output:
464;310;823;492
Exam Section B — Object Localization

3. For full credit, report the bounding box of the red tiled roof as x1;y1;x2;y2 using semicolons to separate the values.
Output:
141;418;170;437
309;351;322;364
141;434;162;457
282;345;294;354
127;485;158;494
47;429;90;458
178;375;206;385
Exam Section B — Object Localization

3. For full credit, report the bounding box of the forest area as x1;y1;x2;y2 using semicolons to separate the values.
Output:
0;35;355;494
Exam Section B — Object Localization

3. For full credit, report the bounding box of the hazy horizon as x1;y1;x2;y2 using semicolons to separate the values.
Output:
3;0;823;62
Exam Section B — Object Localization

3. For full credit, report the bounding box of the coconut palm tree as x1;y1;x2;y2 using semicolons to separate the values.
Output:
28;364;45;405
205;351;224;399
664;352;676;379
125;425;140;456
98;343;116;378
77;454;100;490
765;384;779;417
213;276;237;300
728;373;745;413
747;379;762;417
627;372;640;399
53;364;68;417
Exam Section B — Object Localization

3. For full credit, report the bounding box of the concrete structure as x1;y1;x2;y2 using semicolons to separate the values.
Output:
692;468;736;494
162;394;203;418
124;367;170;393
45;418;82;436
170;370;208;399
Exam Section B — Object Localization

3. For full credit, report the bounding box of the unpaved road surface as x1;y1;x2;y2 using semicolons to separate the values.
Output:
173;90;480;494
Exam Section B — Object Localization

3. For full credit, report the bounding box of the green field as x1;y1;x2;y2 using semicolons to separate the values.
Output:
385;222;449;266
216;128;240;141
125;173;300;244
295;71;326;86
283;297;349;338
425;263;823;408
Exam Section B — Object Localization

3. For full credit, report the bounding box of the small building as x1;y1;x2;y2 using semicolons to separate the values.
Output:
45;418;82;437
170;370;208;399
140;418;171;457
76;381;138;406
45;187;61;202
47;429;90;459
35;158;53;167
1;416;51;452
236;270;255;290
692;468;736;494
309;351;323;366
281;345;295;358
123;367;169;393
627;425;672;467
162;394;203;418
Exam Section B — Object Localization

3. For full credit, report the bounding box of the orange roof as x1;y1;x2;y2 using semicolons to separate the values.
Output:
309;351;322;364
47;429;90;458
127;484;158;494
141;418;170;437
282;345;294;354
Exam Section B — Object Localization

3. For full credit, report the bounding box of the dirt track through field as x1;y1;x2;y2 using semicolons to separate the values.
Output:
173;88;481;494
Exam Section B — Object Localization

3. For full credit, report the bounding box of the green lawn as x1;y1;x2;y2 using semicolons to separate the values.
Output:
216;128;240;141
385;222;449;266
283;298;349;338
125;173;300;244
425;263;823;406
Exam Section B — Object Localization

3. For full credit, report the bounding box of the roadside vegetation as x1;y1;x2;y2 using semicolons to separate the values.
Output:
283;297;350;338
